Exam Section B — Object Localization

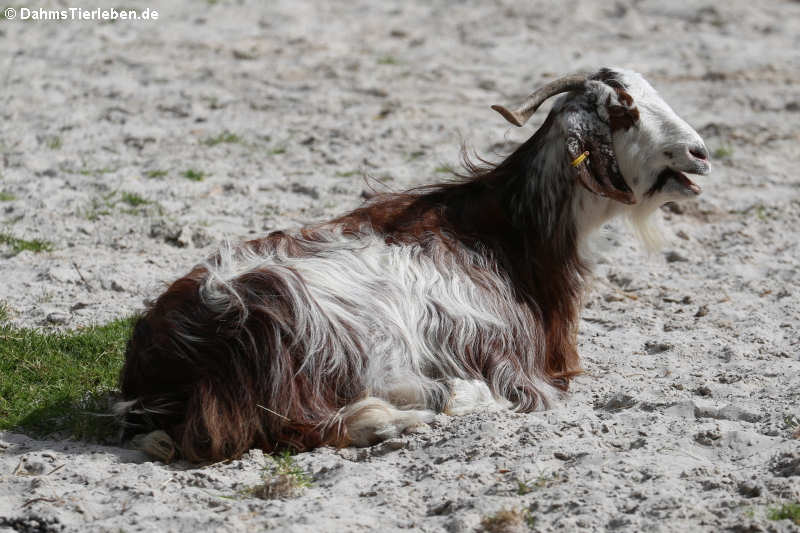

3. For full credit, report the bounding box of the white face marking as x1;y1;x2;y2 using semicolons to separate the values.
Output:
608;69;710;204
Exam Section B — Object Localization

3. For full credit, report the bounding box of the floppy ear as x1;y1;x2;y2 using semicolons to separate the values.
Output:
566;125;636;205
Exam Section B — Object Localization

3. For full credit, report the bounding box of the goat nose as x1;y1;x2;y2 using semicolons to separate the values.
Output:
689;144;709;161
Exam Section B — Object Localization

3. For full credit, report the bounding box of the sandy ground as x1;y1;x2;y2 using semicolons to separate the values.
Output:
1;0;799;531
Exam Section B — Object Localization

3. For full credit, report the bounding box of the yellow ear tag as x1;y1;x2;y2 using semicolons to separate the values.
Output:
571;151;589;167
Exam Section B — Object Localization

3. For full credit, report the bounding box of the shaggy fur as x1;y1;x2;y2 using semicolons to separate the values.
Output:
118;67;709;462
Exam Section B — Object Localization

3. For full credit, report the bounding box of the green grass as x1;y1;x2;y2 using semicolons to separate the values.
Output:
516;479;533;495
269;147;287;155
335;170;359;178
243;451;312;500
273;452;311;484
768;503;800;525
515;471;564;495
434;164;455;174
732;203;769;221
182;169;206;182
145;169;168;179
47;136;62;150
0;191;15;202
203;131;241;146
120;191;150;207
0;316;135;441
82;191;117;221
713;146;733;159
83;191;161;219
0;231;53;255
377;55;398;65
76;167;115;177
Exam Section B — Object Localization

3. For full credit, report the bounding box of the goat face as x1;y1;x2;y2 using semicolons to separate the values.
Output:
493;67;710;209
590;68;710;205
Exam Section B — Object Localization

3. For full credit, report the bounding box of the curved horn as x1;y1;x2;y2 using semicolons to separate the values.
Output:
491;74;588;127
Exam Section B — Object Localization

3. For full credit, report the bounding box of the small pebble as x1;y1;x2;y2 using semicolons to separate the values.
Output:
665;250;689;263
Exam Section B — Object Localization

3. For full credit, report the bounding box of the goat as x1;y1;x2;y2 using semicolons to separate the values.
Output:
117;67;710;462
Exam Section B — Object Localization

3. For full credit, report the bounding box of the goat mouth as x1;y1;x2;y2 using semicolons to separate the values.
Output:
647;168;702;197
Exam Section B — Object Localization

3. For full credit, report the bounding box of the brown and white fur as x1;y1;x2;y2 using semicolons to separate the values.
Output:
117;67;710;462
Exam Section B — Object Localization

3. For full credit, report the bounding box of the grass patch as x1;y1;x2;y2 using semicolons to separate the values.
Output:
243;451;312;500
0;191;15;202
76;167;115;177
82;191;117;221
0;317;134;441
377;55;398;65
145;169;168;179
516;479;534;495
434;164;455;174
120;191;150;207
335;170;359;178
182;169;206;182
0;231;53;255
84;190;161;219
713;146;733;159
203;131;241;147
269;147;287;155
732;203;769;221
515;471;564;495
768;503;800;525
47;136;62;150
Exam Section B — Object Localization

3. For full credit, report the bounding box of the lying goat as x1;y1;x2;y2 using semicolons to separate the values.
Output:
118;67;710;462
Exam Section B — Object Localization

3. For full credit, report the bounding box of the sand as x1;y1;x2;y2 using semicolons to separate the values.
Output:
1;0;799;531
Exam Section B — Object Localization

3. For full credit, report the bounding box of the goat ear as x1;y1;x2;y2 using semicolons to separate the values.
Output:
567;135;636;205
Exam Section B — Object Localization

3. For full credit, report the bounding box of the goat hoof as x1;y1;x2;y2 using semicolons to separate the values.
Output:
133;430;177;463
403;421;432;435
